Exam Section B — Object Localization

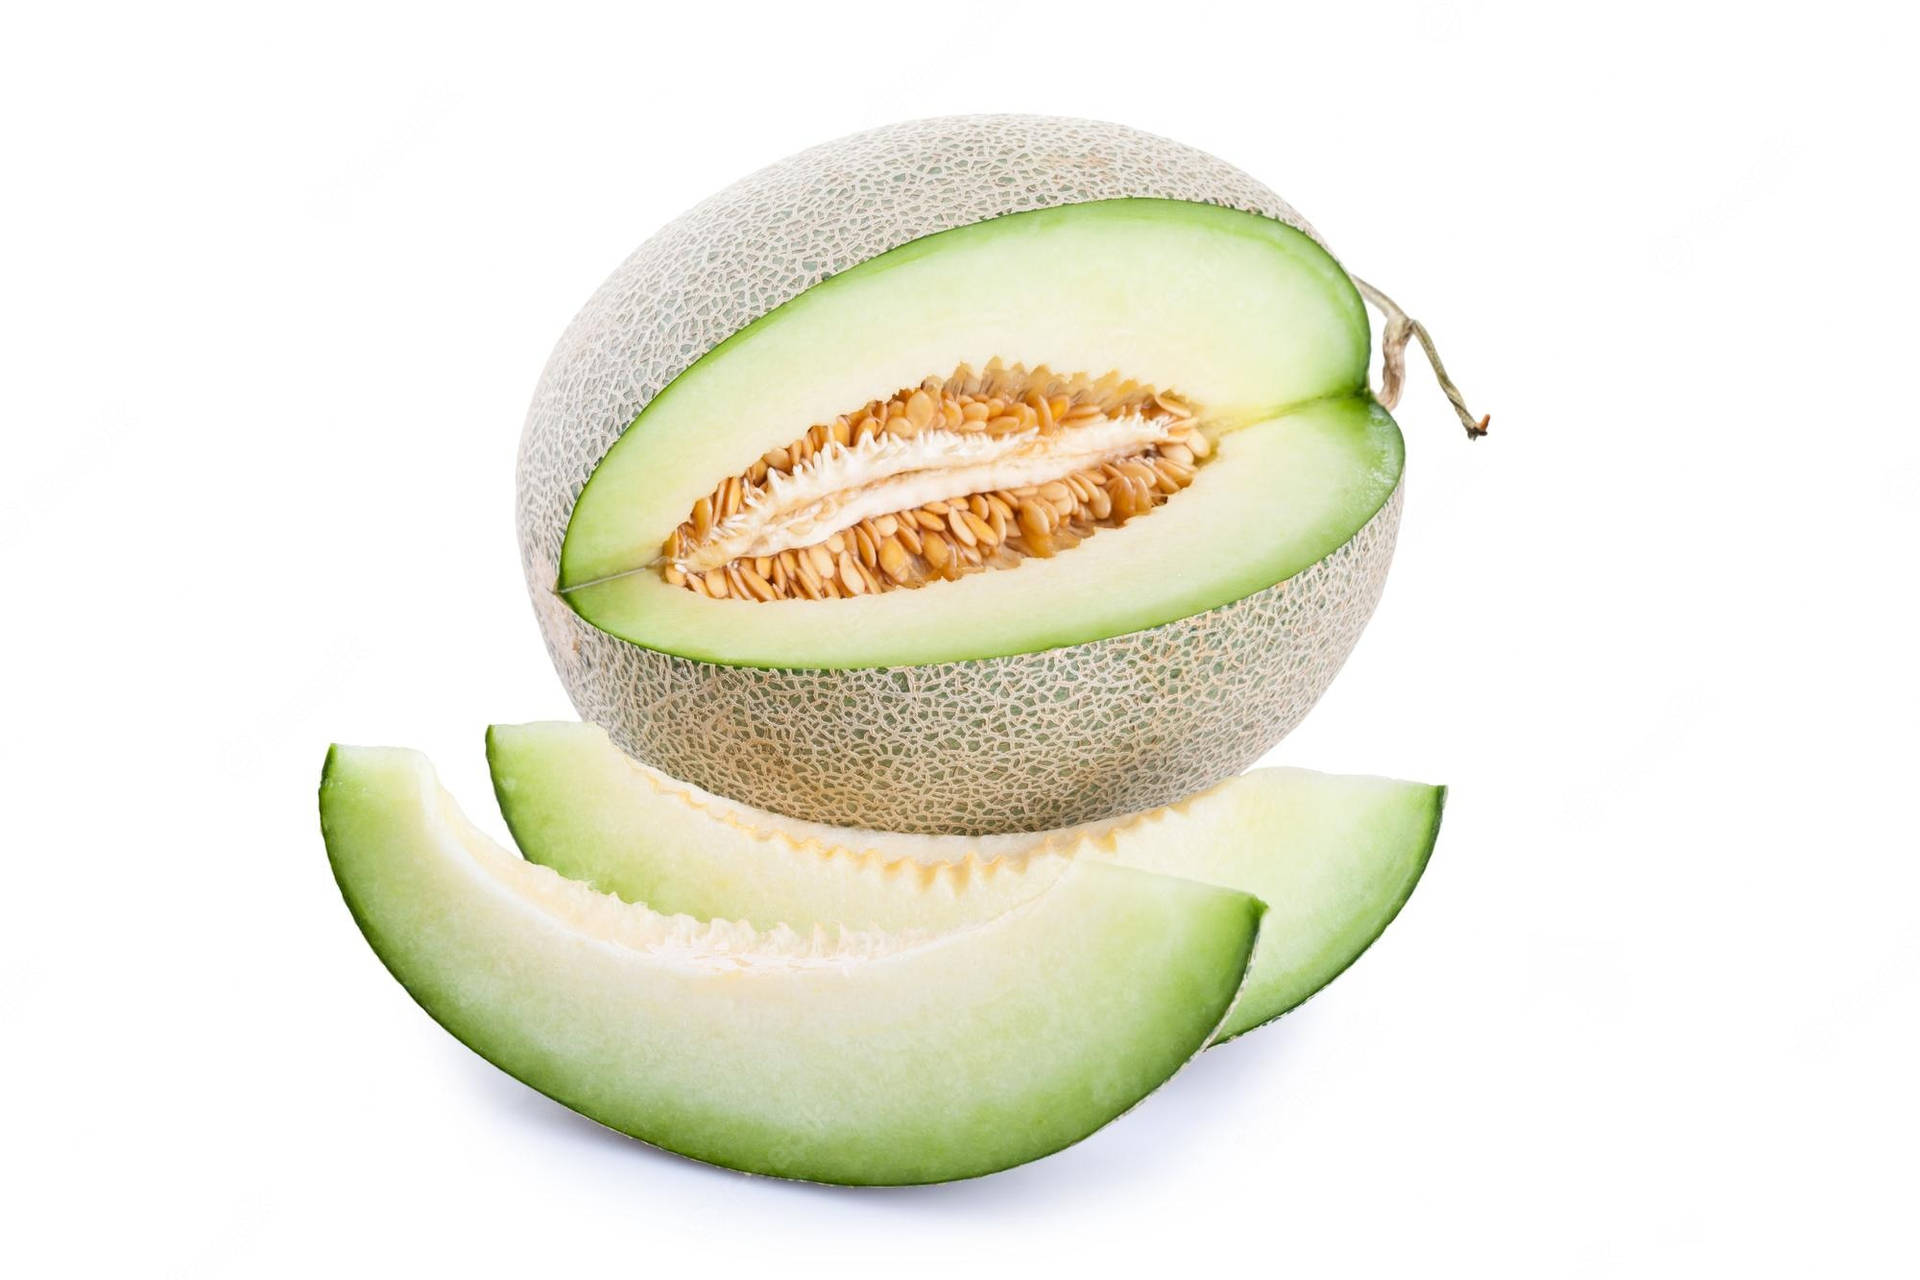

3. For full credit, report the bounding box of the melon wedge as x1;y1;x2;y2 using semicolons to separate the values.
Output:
321;744;1263;1184
487;721;1442;1042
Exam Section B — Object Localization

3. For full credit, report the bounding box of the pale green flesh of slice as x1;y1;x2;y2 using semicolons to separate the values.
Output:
557;198;1399;669
321;745;1262;1185
487;722;1442;1041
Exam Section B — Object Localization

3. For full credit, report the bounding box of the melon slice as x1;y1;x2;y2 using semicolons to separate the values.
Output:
487;721;1442;1041
321;744;1263;1184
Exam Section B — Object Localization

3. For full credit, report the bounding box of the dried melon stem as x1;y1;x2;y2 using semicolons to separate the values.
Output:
662;360;1211;602
1352;276;1490;440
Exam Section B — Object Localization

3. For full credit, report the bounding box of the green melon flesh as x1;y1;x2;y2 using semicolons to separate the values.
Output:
487;721;1442;1041
321;744;1263;1184
557;198;1400;668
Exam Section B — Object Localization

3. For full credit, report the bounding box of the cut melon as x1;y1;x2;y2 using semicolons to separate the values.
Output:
321;744;1263;1184
487;721;1442;1041
518;115;1424;834
556;199;1390;668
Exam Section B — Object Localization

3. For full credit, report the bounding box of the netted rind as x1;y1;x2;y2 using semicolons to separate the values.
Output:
534;488;1398;834
516;114;1389;834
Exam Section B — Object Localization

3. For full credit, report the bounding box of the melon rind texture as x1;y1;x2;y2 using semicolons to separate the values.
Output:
538;488;1399;835
518;114;1397;834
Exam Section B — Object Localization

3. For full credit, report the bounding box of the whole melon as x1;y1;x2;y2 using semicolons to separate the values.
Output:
518;115;1412;835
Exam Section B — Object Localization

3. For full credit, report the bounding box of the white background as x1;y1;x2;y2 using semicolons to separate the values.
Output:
5;2;1915;1275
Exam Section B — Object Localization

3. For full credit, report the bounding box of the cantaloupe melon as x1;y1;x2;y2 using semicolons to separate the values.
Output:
520;115;1475;834
487;721;1442;1041
320;744;1262;1184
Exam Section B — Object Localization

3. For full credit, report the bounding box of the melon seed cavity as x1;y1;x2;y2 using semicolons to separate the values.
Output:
659;360;1210;601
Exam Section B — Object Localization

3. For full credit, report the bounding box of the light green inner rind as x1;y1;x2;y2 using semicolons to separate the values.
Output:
486;721;1440;1041
321;744;1263;1185
556;198;1396;669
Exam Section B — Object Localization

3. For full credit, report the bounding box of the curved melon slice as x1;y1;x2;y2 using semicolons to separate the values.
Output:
556;199;1400;669
487;721;1442;1041
322;744;1263;1184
